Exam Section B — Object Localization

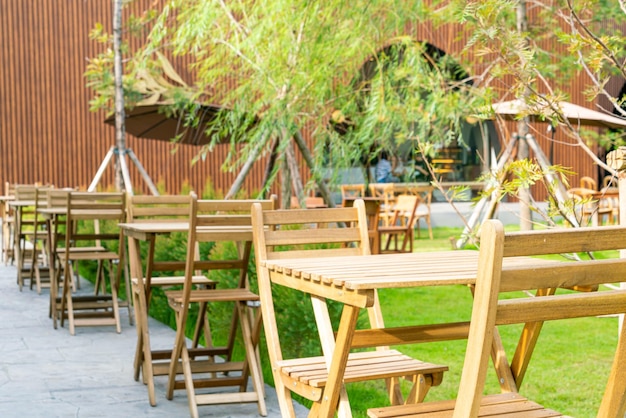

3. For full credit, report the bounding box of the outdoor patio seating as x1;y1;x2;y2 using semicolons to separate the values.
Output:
123;193;216;407
163;194;276;417
251;200;448;417
13;184;53;291
377;194;420;253
55;191;129;335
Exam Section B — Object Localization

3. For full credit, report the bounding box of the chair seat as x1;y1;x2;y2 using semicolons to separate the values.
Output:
58;250;119;262
367;393;561;417
132;276;215;288
166;288;260;307
279;349;447;390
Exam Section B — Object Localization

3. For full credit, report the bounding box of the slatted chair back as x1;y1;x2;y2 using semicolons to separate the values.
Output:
368;220;626;418
341;184;365;205
127;194;192;222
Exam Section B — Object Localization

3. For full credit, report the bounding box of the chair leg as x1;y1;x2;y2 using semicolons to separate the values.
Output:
237;301;267;416
106;260;122;334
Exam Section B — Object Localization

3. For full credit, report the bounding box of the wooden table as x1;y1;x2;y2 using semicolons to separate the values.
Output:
119;221;259;407
261;250;545;417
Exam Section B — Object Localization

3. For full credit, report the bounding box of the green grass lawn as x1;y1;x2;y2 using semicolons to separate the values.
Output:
341;224;621;417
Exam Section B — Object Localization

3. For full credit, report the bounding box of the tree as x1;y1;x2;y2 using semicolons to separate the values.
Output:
88;0;486;207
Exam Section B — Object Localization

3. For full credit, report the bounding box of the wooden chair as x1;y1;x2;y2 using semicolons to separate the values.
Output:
125;193;216;406
14;185;52;291
377;194;420;253
251;200;448;417
340;184;365;205
369;183;395;225
405;186;433;240
164;194;277;418
55;191;128;335
368;220;626;417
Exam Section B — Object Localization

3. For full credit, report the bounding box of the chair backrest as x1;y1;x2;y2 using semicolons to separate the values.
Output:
388;194;420;227
15;184;38;202
62;191;126;252
369;183;394;202
455;220;626;417
47;189;71;208
15;185;53;230
253;200;370;261
580;175;597;191
341;184;365;202
127;194;193;222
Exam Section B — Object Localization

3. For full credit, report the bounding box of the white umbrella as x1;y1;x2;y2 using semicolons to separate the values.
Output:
492;99;626;129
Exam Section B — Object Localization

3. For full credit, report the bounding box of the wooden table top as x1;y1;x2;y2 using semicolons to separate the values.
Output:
8;200;36;207
37;207;124;220
263;251;479;290
263;250;550;291
119;221;255;241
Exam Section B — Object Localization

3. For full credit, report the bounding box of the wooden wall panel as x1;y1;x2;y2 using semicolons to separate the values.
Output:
0;0;270;197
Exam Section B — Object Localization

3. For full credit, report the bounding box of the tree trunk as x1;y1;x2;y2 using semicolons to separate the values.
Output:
285;138;305;205
224;134;268;199
517;0;532;230
294;130;335;208
260;137;280;199
280;155;292;209
113;0;126;192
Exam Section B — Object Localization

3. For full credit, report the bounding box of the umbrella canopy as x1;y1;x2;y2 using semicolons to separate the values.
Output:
492;99;626;130
104;102;243;146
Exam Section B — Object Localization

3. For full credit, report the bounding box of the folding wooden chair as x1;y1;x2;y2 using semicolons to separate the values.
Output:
369;183;395;225
14;185;52;291
377;194;420;253
368;220;626;417
251;200;448;417
56;191;128;335
125;193;216;406
164;194;277;418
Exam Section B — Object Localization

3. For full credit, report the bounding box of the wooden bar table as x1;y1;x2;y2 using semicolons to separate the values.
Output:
119;221;258;407
261;250;548;417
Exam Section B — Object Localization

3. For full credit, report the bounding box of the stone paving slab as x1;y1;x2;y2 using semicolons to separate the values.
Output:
0;262;309;417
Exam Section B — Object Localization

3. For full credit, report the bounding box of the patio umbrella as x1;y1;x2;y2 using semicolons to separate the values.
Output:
104;102;256;146
492;99;626;130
